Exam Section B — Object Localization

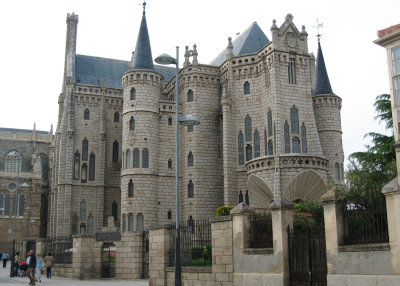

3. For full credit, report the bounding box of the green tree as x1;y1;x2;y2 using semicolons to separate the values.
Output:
338;94;396;209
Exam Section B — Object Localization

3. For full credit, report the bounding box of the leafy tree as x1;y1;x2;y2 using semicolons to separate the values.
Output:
338;94;396;209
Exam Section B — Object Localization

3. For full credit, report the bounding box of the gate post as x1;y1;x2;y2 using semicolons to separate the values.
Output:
270;199;294;286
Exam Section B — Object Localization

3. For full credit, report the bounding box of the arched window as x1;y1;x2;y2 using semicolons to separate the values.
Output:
81;163;87;183
246;144;252;161
74;151;80;180
238;131;244;165
128;213;134;232
284;121;290;153
239;190;243;203
72;213;78;234
84;109;90;120
4;151;22;172
89;153;95;181
244;81;250;94
80;200;86;221
168;159;172;169
335;163;340;181
187;125;193;132
245;190;250;205
114;112;119;122
87;215;94;234
128;179;134;198
188;180;194;198
168;116;172;126
80;223;86;234
142;149;149;168
129;116;135;131
254;129;260;158
301;123;307;153
130;87;136;100
112;140;119;163
122;214;126;232
188;151;194;166
268;110;273;136
290;106;299;134
112;201;118;222
292;137;300;153
245;115;252;141
268;139;273;155
288;57;296;84
137;213;144;231
264;128;268;155
4;194;10;215
126;150;131;169
82;138;88;161
0;194;3;215
187;90;193;102
133;149;140;168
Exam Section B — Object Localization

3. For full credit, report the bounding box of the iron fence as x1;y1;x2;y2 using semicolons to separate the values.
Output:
168;218;211;267
343;204;389;245
249;213;273;248
42;236;73;264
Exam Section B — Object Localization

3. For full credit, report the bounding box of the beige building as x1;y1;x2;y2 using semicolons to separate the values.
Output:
48;9;344;237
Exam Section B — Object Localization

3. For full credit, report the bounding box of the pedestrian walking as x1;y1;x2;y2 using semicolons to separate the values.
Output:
35;253;43;283
27;250;36;285
43;252;54;279
1;251;9;268
14;251;20;276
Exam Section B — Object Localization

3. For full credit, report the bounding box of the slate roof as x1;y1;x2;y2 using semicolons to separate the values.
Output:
75;55;175;89
313;42;333;96
210;22;270;66
131;11;154;70
0;127;49;135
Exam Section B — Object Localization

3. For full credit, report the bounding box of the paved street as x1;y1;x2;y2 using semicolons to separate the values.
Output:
0;263;149;286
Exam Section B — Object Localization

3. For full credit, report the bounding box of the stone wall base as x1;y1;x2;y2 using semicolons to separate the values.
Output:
165;267;212;286
52;264;76;279
328;274;400;286
233;273;283;286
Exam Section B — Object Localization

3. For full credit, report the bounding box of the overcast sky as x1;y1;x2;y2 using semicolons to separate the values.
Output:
0;0;398;166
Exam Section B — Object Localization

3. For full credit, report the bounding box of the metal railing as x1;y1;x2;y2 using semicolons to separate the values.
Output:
249;213;273;248
343;204;389;245
168;219;211;267
42;236;73;264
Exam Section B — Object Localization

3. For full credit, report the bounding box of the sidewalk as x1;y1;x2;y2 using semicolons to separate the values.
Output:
0;262;149;286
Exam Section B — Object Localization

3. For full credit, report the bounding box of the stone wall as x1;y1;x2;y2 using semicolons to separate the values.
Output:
115;232;143;279
166;267;212;286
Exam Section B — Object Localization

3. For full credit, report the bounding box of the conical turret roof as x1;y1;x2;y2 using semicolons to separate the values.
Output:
313;42;333;96
131;9;154;70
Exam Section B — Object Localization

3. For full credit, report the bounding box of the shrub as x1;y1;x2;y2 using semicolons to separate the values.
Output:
216;206;234;217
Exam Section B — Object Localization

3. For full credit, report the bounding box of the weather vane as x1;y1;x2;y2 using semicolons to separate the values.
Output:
141;1;147;14
313;18;323;42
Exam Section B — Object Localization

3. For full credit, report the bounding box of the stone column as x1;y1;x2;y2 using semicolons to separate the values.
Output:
149;226;173;286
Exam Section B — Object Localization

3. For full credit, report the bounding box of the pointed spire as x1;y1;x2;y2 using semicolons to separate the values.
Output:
313;42;333;96
131;2;154;70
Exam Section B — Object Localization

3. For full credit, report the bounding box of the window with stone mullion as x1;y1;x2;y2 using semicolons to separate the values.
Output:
284;121;290;153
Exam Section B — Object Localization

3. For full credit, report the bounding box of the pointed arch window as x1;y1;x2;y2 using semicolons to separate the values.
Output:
130;87;136;100
292;137;300;153
188;180;194;198
72;213;78;234
4;151;22;172
80;223;86;234
13;194;18;216
137;213;144;231
301;123;307;153
80;200;86;221
188;151;194;166
81;163;87;183
82;138;88;161
87;215;94;234
264;128;268;155
335;163;340;181
245;115;252;141
112;140;119;163
129;116;135;131
128;179;134;198
284;121;290;153
268;110;273;137
288;57;296;84
239;190;243;203
114;112;119;122
168;116;172;126
244;81;250;94
268;139;273;155
142;149;149;168
84;108;90;120
0;194;3;216
4;194;10;215
168;159;172;169
128;213;134;232
290;106;299;134
126;150;131;169
122;214;126;232
254;129;260;158
112;201;118;222
187;90;193;102
238;131;244;165
133;148;140;168
74;151;80;180
89;153;95;181
187;125;193;132
246;144;252;161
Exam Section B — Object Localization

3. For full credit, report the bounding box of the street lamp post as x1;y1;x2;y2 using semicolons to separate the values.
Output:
155;47;200;286
8;150;29;277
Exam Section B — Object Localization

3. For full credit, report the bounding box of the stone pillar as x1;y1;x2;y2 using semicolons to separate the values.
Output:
115;232;143;279
211;215;233;286
149;226;173;286
72;235;102;279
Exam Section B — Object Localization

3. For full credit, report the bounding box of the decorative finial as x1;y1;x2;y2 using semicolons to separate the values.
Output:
313;18;323;42
142;1;147;14
271;19;278;31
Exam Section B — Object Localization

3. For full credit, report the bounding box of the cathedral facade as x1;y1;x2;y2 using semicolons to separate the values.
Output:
49;9;344;237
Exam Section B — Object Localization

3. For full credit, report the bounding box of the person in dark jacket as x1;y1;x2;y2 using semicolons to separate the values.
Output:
27;250;36;285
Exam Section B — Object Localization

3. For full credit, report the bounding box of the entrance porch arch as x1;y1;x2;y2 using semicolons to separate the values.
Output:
247;174;274;208
283;170;326;202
